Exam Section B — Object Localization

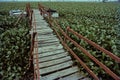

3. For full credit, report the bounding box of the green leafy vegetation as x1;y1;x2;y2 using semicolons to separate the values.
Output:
0;5;30;80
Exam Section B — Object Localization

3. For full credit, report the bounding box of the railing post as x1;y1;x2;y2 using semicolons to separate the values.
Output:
64;27;69;44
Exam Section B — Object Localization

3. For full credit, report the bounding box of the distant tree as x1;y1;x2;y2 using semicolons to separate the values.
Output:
118;0;120;2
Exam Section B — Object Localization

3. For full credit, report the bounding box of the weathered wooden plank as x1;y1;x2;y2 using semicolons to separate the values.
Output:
40;61;73;75
36;49;65;58
36;27;50;31
37;28;53;33
36;22;48;26
39;37;58;41
35;26;51;30
39;41;59;47
38;34;56;38
38;35;57;41
31;29;53;35
36;19;47;22
30;27;53;34
35;16;44;20
39;38;59;44
59;72;84;80
39;52;68;62
42;66;79;80
37;44;63;53
37;32;53;35
39;56;71;68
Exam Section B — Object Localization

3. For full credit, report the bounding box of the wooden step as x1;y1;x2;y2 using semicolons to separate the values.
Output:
39;38;59;44
36;22;48;26
37;28;53;32
37;44;63;53
38;35;57;41
42;66;79;80
31;29;53;35
38;56;71;68
36;26;49;29
35;49;65;58
40;61;73;75
38;52;68;63
37;34;56;38
39;41;59;47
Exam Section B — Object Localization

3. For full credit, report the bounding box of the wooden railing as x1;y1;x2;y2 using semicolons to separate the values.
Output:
38;3;120;80
38;3;51;19
26;3;33;28
26;3;40;80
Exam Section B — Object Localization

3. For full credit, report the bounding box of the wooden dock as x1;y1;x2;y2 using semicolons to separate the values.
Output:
32;9;89;80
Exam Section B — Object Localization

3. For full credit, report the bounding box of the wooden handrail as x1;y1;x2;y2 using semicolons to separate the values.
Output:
66;27;120;80
38;3;51;18
26;3;33;28
26;3;40;80
67;27;120;63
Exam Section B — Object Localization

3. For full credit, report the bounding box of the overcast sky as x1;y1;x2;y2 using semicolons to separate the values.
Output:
0;0;118;2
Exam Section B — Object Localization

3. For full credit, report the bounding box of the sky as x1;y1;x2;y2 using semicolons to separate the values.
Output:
0;0;118;2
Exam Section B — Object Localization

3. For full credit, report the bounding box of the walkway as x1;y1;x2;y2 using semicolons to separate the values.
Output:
32;9;88;80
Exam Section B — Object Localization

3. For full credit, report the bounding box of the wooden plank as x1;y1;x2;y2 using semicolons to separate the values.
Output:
39;38;59;44
36;28;53;33
35;20;46;23
59;72;84;80
39;41;59;47
36;49;65;58
37;26;49;29
37;34;56;39
35;17;43;20
36;22;48;26
42;66;79;80
39;37;58;41
30;27;53;33
34;14;41;16
35;21;48;25
39;52;68;62
35;26;51;29
37;32;53;35
37;44;63;53
33;20;48;24
40;61;73;75
31;29;53;35
38;35;57;41
38;56;71;68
